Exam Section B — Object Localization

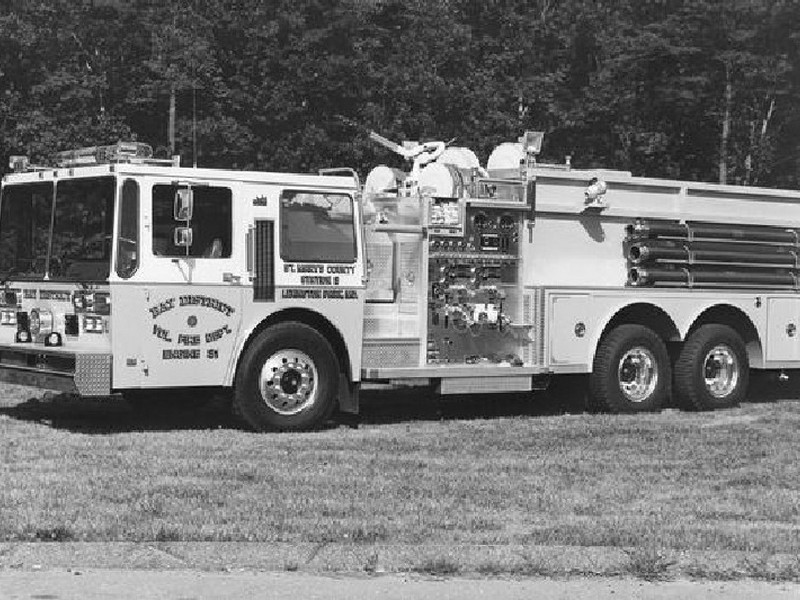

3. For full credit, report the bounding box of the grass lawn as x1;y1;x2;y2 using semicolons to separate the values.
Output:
0;381;798;579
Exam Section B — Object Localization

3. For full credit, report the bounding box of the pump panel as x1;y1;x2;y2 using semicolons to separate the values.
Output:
426;203;526;365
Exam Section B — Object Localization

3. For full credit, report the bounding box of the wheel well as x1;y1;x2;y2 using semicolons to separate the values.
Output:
600;303;680;345
236;308;351;381
687;304;762;366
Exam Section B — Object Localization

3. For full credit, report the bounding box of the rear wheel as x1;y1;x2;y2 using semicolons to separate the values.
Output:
234;322;338;431
590;324;671;413
674;324;748;411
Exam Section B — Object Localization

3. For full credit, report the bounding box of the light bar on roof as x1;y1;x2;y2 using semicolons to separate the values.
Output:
52;141;154;167
8;155;29;172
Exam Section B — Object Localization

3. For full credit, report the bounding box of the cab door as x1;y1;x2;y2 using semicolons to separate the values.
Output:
112;177;245;390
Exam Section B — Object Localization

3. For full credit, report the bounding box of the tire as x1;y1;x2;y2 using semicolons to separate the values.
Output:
674;324;748;411
234;322;338;431
590;324;671;413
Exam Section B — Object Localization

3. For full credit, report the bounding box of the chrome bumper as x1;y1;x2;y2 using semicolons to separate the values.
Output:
0;346;111;396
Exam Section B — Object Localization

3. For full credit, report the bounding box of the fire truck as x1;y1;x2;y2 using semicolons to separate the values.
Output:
2;134;800;430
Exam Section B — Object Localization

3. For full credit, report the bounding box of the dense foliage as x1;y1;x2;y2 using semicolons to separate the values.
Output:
1;0;798;187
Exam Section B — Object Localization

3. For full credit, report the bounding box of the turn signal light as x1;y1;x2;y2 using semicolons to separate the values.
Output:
73;291;111;315
44;332;63;347
82;316;105;333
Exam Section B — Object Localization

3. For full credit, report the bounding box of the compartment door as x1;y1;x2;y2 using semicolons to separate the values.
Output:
549;293;592;366
766;297;800;362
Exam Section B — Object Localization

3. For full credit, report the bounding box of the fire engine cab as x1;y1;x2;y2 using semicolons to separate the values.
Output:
2;135;800;430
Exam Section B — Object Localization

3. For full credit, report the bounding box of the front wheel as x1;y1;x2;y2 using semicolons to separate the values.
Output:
590;324;671;413
234;322;339;431
674;324;748;411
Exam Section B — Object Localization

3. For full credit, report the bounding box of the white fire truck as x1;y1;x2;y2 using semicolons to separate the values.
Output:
2;135;800;430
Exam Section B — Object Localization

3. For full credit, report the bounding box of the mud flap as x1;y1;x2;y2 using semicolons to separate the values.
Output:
337;373;360;416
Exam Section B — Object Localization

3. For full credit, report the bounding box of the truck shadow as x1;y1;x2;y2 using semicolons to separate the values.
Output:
0;393;244;434
1;371;796;434
0;383;588;434
359;384;589;425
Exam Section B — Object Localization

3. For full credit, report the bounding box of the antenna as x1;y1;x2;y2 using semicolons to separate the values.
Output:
192;81;197;168
192;1;198;167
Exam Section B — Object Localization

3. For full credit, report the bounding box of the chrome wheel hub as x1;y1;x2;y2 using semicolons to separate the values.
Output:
259;350;317;415
703;344;739;399
617;346;658;403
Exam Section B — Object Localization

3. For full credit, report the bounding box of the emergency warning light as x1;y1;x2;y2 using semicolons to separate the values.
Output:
521;131;544;155
52;142;154;167
8;156;29;172
8;141;178;173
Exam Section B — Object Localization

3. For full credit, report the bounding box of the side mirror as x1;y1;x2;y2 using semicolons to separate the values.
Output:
174;188;194;221
173;226;193;248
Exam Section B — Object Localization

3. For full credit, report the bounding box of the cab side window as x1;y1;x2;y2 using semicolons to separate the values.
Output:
280;191;355;263
152;184;232;258
116;179;139;278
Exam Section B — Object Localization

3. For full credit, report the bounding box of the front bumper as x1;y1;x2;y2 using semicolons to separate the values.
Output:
0;345;111;396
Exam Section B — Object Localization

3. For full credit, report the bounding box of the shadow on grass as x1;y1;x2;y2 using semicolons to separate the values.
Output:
746;371;800;403
0;375;591;434
0;392;246;434
359;377;591;426
6;369;793;434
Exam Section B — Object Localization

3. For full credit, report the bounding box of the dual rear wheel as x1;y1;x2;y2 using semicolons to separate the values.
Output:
590;323;748;413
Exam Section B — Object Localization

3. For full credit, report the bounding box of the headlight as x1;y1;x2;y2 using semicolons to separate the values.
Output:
29;309;53;337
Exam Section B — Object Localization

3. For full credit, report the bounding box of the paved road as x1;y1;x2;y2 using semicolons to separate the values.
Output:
1;570;800;600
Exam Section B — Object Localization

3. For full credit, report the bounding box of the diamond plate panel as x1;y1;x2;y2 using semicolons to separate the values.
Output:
75;353;112;396
440;375;532;395
396;240;421;314
523;293;533;365
535;289;546;365
523;288;546;367
361;341;420;368
365;230;395;301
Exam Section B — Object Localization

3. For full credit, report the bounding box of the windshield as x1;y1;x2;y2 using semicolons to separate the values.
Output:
0;176;115;282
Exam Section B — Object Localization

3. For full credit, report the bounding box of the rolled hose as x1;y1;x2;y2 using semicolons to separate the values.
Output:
628;267;798;287
627;219;800;244
628;240;799;266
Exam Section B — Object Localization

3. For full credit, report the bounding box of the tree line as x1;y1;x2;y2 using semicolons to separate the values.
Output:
1;0;798;188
